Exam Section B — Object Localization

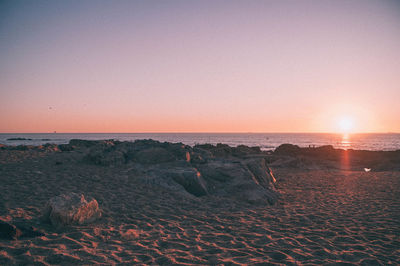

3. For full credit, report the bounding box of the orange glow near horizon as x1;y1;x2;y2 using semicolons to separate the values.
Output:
1;1;400;133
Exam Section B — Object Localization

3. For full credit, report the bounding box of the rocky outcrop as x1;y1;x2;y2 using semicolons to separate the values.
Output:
78;139;279;205
167;167;208;197
196;158;278;204
42;193;101;227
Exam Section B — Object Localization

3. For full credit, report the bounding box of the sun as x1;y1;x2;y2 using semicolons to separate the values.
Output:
338;116;354;133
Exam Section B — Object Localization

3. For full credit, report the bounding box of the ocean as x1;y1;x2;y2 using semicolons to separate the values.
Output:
1;133;399;151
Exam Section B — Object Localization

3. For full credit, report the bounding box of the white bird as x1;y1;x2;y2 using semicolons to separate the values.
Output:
364;168;371;172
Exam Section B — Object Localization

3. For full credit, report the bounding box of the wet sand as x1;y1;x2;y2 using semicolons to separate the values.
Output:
0;147;399;265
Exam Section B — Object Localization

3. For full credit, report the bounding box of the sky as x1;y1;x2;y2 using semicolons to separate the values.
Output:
1;0;399;133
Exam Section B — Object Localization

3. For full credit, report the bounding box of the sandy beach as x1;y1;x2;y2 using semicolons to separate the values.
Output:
0;142;399;265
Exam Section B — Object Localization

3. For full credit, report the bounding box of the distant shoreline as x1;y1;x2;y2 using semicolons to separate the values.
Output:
1;133;399;151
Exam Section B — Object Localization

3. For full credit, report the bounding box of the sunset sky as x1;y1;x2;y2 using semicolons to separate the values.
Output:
1;0;399;133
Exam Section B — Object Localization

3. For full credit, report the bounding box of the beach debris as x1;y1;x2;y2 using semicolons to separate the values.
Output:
364;168;371;172
42;192;101;227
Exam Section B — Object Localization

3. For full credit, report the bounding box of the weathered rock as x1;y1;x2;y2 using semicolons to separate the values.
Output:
134;147;176;164
58;144;74;151
84;141;126;166
197;159;279;204
162;142;191;161
197;161;248;182
245;158;277;189
274;144;301;156
42;193;101;227
86;149;126;166
167;168;208;197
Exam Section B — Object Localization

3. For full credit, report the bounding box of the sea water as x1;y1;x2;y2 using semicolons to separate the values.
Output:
1;133;399;151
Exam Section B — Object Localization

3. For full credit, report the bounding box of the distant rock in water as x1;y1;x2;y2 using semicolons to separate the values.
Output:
6;137;32;141
42;192;102;227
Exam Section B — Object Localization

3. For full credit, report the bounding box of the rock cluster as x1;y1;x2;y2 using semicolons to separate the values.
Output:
62;139;279;205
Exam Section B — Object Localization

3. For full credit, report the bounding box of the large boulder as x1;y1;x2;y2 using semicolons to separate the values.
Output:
42;193;101;227
197;161;249;182
197;159;279;204
167;168;208;197
84;141;126;166
245;158;277;189
274;144;301;156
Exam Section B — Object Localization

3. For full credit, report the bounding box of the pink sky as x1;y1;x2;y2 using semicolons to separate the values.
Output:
1;0;399;133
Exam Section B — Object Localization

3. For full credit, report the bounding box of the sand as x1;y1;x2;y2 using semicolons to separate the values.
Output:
0;147;399;265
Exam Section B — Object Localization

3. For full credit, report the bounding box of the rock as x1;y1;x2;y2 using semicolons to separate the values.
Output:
233;145;262;157
0;221;44;240
245;158;277;189
7;137;32;141
0;221;22;240
274;144;301;156
197;159;279;204
69;139;100;148
84;141;126;166
86;150;126;166
197;161;248;182
42;193;101;227
190;148;213;164
167;168;208;197
194;143;263;158
58;144;74;151
134;147;176;164
162;142;191;161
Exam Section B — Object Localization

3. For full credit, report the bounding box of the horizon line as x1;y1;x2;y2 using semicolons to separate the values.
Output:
0;131;398;134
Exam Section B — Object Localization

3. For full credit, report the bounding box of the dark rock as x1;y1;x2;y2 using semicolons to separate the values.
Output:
0;221;22;240
134;147;176;164
167;168;208;196
162;142;191;161
86;149;126;166
197;161;248;182
69;139;100;148
0;221;43;240
6;137;32;141
274;144;301;156
84;141;126;166
58;144;74;151
196;159;279;204
245;158;277;189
